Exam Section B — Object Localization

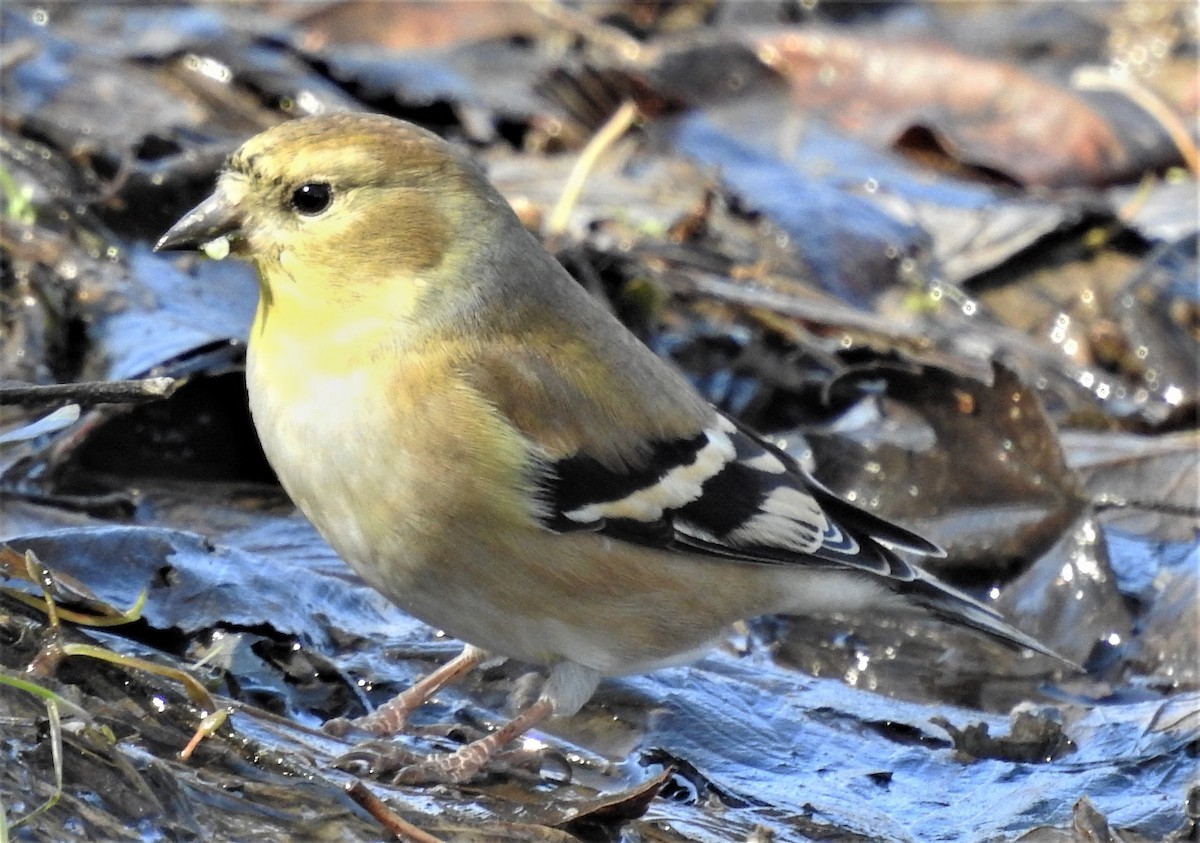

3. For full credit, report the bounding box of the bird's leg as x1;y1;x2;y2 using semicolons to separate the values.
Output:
335;659;599;784
392;697;555;785
325;644;486;737
392;660;601;785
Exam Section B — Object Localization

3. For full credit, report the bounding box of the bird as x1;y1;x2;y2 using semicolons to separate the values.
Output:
156;112;1061;784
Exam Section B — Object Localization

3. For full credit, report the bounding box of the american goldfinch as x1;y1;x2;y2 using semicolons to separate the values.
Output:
156;113;1058;784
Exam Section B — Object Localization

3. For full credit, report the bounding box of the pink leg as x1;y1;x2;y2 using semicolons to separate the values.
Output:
392;698;555;785
325;645;485;737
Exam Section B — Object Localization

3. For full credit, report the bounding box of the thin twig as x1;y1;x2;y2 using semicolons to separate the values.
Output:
1073;67;1199;177
344;781;446;843
0;377;179;407
525;0;643;61
547;99;640;236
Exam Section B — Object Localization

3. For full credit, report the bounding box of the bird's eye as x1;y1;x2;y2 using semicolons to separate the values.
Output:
290;182;333;216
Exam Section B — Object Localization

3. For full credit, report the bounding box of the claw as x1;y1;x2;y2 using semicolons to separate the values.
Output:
333;740;422;778
322;715;358;738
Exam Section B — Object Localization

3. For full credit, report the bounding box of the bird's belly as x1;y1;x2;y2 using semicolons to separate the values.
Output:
244;348;879;676
385;526;844;676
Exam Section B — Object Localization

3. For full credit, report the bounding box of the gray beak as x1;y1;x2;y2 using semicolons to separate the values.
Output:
155;188;243;252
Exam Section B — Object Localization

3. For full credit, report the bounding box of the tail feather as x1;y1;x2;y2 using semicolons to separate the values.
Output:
904;573;1079;669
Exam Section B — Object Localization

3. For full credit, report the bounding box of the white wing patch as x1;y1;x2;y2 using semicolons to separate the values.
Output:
564;425;736;523
741;451;788;474
729;485;827;553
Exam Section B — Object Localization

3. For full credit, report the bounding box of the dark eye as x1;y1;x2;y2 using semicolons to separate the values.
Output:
289;182;333;216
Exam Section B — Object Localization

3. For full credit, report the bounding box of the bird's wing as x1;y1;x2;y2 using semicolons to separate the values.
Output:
541;411;938;581
462;338;940;582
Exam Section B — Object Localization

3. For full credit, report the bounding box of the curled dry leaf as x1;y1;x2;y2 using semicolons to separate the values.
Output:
753;29;1179;186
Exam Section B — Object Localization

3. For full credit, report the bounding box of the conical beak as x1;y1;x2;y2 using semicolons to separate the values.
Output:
155;186;243;254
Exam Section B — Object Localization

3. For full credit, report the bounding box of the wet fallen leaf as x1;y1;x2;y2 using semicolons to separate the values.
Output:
754;29;1183;186
806;361;1085;574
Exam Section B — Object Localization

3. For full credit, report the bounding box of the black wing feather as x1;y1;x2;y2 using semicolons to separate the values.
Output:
537;412;936;582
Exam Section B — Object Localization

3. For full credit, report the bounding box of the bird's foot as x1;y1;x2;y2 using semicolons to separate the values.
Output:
390;743;494;785
333;739;530;785
334;698;557;785
333;739;424;779
323;707;409;739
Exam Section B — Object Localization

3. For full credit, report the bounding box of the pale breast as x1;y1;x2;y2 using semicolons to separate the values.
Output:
247;345;412;591
244;321;547;623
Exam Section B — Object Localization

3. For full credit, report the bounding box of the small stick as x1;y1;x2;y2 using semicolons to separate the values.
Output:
547;99;640;236
344;781;446;843
0;377;179;407
526;0;643;61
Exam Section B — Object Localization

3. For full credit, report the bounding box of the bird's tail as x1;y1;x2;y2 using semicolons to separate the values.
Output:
903;572;1079;669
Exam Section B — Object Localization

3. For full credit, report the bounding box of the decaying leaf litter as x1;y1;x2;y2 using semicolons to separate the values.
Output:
1;2;1196;841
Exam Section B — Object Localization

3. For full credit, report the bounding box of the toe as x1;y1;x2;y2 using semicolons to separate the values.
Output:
333;740;422;778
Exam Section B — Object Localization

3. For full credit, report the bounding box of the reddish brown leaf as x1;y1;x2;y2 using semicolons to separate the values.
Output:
754;30;1147;187
285;0;545;52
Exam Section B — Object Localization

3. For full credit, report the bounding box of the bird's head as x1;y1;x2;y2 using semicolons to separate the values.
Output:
156;113;508;320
